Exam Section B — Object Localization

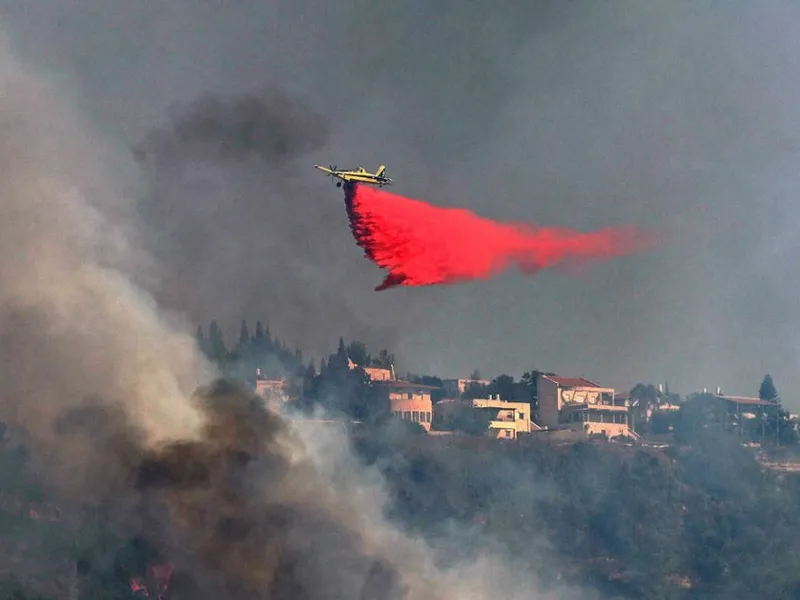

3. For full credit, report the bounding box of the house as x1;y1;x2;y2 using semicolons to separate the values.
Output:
537;374;632;439
442;378;491;397
431;396;539;439
347;358;395;382
364;366;394;381
345;358;434;430
375;380;436;432
471;395;534;439
254;373;289;411
715;393;776;420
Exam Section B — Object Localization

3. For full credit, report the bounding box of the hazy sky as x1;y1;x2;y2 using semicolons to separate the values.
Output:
4;2;800;404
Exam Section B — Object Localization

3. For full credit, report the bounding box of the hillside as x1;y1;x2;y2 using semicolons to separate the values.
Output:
1;417;800;599
353;427;800;599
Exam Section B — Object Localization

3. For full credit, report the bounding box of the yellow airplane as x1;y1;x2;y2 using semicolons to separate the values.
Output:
314;164;393;187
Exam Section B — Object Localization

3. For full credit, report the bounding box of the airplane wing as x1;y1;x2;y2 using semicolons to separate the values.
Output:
314;165;334;174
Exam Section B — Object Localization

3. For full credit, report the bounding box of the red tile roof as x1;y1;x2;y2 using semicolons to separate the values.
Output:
543;376;601;388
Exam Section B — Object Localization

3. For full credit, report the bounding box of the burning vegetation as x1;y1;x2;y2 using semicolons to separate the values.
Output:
2;19;800;600
0;380;417;600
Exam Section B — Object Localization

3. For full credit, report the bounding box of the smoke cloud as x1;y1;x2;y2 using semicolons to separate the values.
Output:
0;33;587;600
0;30;213;496
5;1;800;394
133;86;420;363
133;87;330;167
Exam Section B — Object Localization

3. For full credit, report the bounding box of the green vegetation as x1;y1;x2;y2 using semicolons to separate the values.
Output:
3;325;800;598
354;426;800;599
2;401;800;598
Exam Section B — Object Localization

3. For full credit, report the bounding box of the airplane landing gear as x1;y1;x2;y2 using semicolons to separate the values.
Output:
336;181;342;187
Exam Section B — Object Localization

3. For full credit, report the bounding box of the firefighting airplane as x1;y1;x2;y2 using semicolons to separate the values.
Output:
314;164;393;187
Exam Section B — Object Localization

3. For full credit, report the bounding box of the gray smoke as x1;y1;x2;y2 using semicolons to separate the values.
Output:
0;28;213;496
126;380;585;600
0;31;586;600
133;87;330;167
132;86;421;364
8;1;799;396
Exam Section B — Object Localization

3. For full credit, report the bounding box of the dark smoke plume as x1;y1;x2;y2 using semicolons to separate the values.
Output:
125;379;411;600
0;29;596;600
0;43;569;598
65;380;574;600
0;31;212;498
133;87;330;168
132;86;411;359
344;183;659;290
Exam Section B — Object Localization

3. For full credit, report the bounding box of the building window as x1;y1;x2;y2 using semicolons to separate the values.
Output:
413;411;420;422
403;411;410;420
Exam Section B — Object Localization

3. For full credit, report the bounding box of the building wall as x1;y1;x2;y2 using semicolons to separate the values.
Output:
537;375;630;437
390;392;433;431
255;379;288;412
347;359;394;382
561;388;604;405
363;367;393;381
472;397;531;439
584;422;630;438
372;381;434;432
559;404;631;439
558;418;631;439
442;378;491;396
537;376;560;428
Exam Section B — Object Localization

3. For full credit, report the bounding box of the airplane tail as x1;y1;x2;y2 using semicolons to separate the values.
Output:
375;165;386;178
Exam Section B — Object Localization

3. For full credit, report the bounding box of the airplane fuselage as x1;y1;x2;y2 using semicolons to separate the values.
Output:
315;164;393;187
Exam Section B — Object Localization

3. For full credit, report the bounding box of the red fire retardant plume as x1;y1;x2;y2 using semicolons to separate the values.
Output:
343;183;658;291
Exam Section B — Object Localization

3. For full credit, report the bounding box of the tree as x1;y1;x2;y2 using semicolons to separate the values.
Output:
764;406;798;447
435;403;492;435
374;349;395;369
253;321;266;344
675;393;728;444
410;375;445;403
346;341;370;366
206;320;227;364
490;374;516;400
759;374;779;402
331;337;348;370
520;370;543;409
195;325;209;357
628;383;661;434
238;320;250;349
630;383;660;407
463;381;490;399
651;410;678;434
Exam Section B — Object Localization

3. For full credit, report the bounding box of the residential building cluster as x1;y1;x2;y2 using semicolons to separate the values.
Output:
252;362;792;442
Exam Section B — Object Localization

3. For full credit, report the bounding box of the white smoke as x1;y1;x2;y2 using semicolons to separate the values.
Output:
0;26;213;492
